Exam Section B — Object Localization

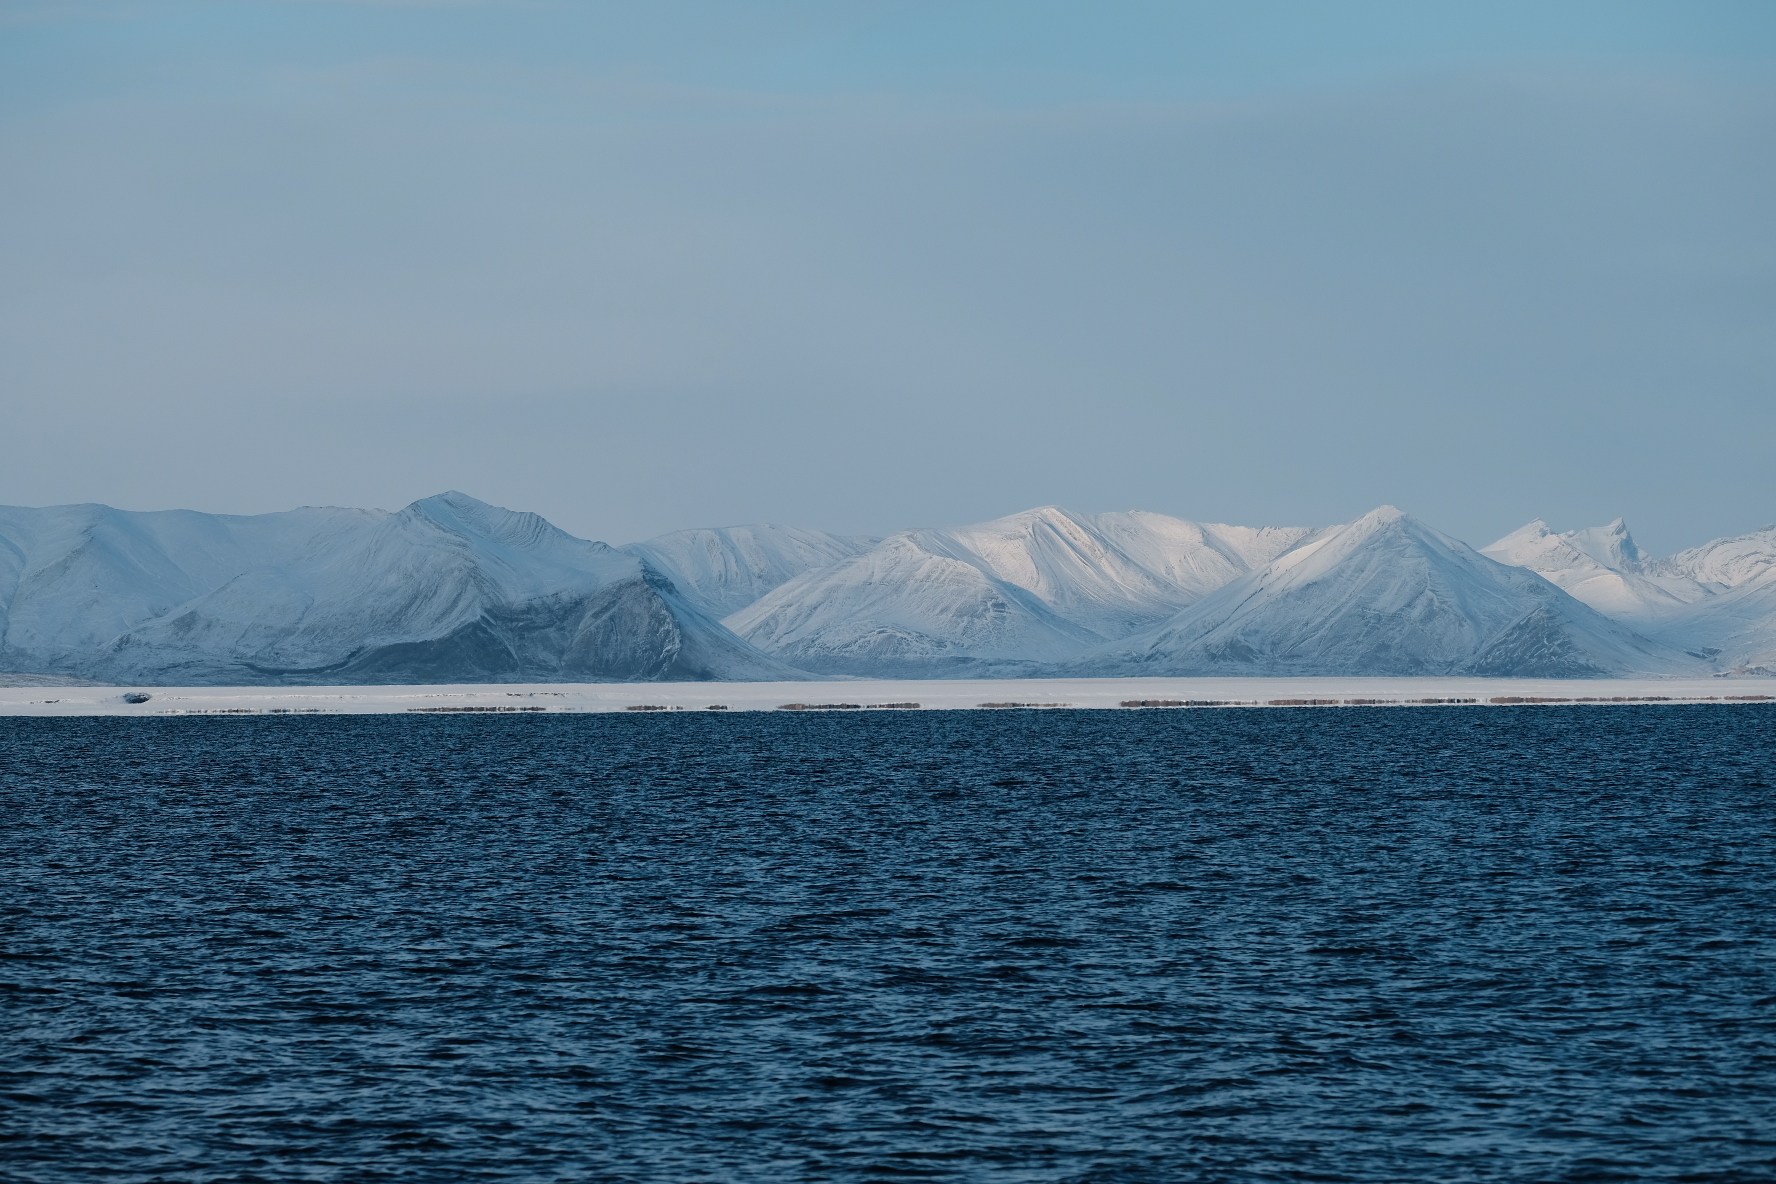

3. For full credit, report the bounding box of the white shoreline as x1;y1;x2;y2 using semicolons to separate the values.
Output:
0;676;1770;717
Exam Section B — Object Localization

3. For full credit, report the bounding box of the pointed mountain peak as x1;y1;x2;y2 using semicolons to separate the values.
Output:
1482;520;1554;555
1566;518;1642;569
1485;517;1645;571
1595;518;1637;551
1075;502;1697;679
1338;505;1427;543
1606;519;1643;564
406;490;498;518
978;505;1086;532
1355;504;1408;526
401;492;592;551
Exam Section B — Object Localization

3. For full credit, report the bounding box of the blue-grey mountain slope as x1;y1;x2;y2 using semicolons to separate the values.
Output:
623;524;878;620
1067;507;1700;677
0;493;799;685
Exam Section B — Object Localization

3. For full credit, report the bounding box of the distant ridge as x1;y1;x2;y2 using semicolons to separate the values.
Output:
1484;518;1776;674
722;507;1317;677
0;493;802;685
623;524;878;620
1481;519;1705;619
1072;507;1697;678
1;494;1769;684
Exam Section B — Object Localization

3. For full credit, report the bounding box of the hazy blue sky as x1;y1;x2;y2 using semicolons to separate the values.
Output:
2;1;1772;551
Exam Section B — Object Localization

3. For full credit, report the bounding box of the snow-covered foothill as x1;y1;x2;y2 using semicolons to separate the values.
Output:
1654;577;1776;675
0;501;380;663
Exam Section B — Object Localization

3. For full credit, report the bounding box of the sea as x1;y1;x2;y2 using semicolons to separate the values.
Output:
3;705;1773;1183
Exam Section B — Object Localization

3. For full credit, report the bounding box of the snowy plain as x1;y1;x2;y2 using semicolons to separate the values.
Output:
1;676;1767;717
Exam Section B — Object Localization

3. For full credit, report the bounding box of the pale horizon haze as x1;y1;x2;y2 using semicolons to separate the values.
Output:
2;1;1772;554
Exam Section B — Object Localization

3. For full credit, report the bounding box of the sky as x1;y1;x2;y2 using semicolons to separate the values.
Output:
1;1;1772;552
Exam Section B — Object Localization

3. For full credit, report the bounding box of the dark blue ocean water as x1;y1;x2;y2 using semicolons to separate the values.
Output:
2;706;1774;1183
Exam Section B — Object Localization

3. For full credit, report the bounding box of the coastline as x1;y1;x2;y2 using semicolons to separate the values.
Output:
0;675;1769;717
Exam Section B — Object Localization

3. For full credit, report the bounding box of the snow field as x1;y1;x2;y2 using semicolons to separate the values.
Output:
1;677;1766;718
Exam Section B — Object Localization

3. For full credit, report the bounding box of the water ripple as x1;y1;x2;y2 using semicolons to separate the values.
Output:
2;706;1773;1181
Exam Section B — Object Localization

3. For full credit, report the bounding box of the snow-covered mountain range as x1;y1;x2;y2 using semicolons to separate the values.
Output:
1075;507;1693;678
1;492;1770;683
712;506;1764;678
0;493;800;685
1481;517;1776;675
1480;519;1706;619
724;508;1317;676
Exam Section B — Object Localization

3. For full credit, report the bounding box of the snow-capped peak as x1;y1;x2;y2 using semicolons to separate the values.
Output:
404;491;599;554
721;504;1324;676
1651;524;1776;591
1356;504;1407;526
0;493;799;685
1566;518;1643;570
1070;505;1696;678
1482;517;1702;620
